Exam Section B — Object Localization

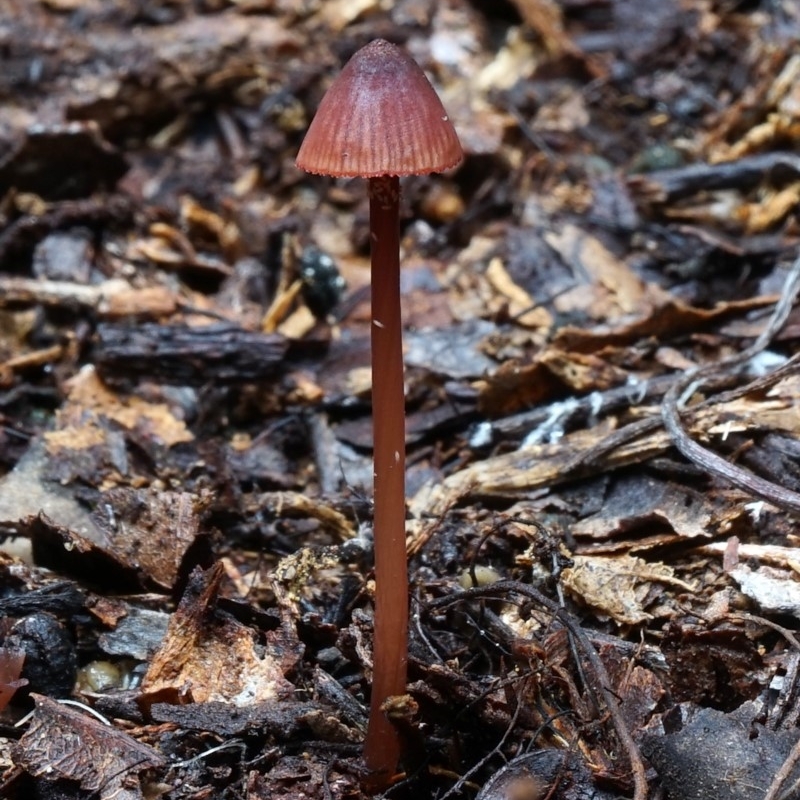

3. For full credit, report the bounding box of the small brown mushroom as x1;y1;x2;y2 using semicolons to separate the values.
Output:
297;39;463;782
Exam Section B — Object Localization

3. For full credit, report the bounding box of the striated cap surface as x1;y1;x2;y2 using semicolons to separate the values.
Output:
296;39;463;178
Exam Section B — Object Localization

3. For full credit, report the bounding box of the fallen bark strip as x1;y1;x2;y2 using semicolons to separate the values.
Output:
94;322;288;385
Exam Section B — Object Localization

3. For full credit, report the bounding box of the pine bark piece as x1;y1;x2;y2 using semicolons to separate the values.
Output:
94;322;287;385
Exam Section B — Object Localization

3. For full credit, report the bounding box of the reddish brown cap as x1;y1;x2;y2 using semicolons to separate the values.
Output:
296;39;463;178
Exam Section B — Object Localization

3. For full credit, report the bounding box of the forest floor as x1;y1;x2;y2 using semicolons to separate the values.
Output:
2;1;800;799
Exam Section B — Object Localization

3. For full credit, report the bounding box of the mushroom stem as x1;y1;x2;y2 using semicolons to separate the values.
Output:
295;38;462;784
364;174;408;779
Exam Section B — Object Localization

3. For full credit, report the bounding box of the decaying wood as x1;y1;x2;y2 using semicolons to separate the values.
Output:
94;322;288;385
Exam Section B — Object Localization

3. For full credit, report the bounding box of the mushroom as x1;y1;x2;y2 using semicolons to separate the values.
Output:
297;39;463;780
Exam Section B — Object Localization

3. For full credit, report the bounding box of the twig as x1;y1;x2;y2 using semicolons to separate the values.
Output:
492;374;676;443
628;151;800;203
728;612;800;654
427;581;649;800
169;740;247;769
562;366;749;474
661;253;800;514
564;253;800;511
437;688;524;800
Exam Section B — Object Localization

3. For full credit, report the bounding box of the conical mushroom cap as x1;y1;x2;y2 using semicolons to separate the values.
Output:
296;39;463;178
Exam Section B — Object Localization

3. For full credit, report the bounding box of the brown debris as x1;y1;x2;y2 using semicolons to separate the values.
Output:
662;621;764;710
139;564;301;711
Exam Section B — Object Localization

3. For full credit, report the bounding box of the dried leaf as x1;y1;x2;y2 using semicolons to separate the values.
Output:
14;694;163;800
562;554;690;625
545;224;649;319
